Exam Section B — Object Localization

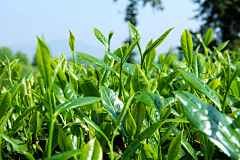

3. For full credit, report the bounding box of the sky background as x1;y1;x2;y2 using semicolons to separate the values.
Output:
0;0;202;62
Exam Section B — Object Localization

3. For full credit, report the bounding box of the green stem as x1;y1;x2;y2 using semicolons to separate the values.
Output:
72;52;76;73
47;90;54;158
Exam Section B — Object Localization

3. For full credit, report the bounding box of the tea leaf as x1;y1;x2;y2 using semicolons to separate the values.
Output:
0;92;11;120
168;130;183;160
36;36;51;90
79;138;103;160
181;29;193;65
203;28;213;46
176;91;240;159
93;28;109;49
131;65;149;93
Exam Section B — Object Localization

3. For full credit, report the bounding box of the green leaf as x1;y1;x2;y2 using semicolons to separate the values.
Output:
29;111;43;138
175;91;240;159
18;70;33;83
141;143;157;160
79;138;103;160
134;92;162;114
79;77;100;97
158;70;180;92
11;106;39;135
69;28;75;51
171;126;198;160
192;54;206;78
1;133;35;160
105;51;134;76
209;40;229;60
54;97;102;117
179;69;221;110
131;65;149;93
93;28;108;49
126;110;137;139
46;149;82;160
74;108;110;146
50;56;67;88
132;102;145;137
143;27;174;59
0;92;11;120
203;28;213;46
36;36;51;90
168;130;183;160
53;80;77;103
144;39;156;72
58;127;69;152
181;29;193;65
76;52;118;77
128;21;140;42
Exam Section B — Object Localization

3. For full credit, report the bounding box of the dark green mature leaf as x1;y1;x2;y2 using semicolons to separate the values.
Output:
168;130;183;160
79;77;100;97
203;28;213;46
76;52;118;77
131;65;149;93
0;92;11;120
176;91;240;159
134;92;162;113
93;28;108;49
79;138;103;160
29;111;43;138
69;28;75;51
36;36;51;89
1;133;35;160
105;51;134;76
181;29;193;65
143;27;174;59
58;127;69;152
46;149;82;160
54;97;102;117
179;70;221;110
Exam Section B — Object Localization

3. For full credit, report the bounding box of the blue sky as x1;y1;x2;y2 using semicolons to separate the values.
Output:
0;0;202;61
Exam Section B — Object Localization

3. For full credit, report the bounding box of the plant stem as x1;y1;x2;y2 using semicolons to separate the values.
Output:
47;90;54;158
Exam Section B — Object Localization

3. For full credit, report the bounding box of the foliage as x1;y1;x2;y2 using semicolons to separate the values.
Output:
193;0;240;50
1;23;240;160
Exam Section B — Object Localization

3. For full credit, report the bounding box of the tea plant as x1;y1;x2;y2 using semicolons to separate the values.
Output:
0;22;240;160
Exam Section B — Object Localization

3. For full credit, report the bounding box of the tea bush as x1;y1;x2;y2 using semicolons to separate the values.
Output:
0;22;240;160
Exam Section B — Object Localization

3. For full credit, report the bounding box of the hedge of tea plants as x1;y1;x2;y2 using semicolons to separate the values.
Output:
0;22;240;160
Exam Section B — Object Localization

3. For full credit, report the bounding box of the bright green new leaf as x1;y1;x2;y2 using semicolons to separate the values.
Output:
79;138;103;160
141;143;157;160
29;111;43;138
58;127;69;152
36;36;51;89
168;130;183;160
93;28;109;49
69;28;75;51
203;28;213;46
131;65;149;93
181;29;193;65
143;27;174;59
46;149;82;160
126;110;137;139
0;92;11;120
